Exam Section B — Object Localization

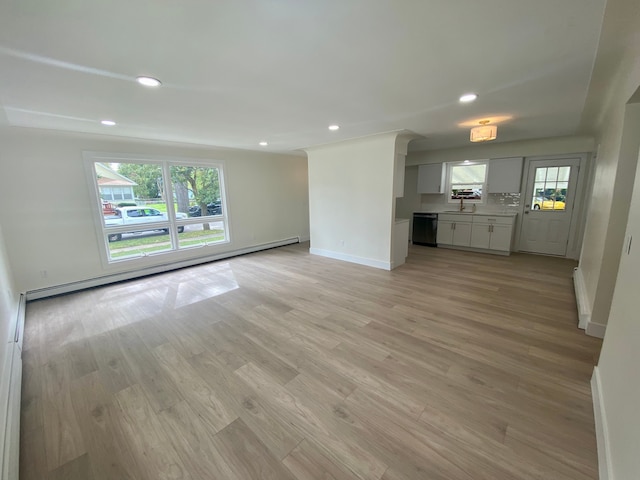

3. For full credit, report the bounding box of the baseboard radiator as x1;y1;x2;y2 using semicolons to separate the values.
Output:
0;294;25;480
27;237;301;301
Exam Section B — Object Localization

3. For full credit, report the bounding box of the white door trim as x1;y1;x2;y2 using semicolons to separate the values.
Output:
514;153;590;259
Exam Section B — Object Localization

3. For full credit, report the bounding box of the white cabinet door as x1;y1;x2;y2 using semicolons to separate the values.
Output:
487;157;523;193
452;222;472;246
489;224;512;251
437;220;454;244
417;164;445;194
470;223;491;249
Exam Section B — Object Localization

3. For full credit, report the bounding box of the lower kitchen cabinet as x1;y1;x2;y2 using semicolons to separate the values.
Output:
439;213;516;254
437;215;473;246
470;223;512;251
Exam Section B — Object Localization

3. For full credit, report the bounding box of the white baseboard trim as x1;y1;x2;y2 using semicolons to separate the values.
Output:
26;238;300;300
592;367;613;480
573;267;592;330
437;244;510;256
586;321;607;339
298;234;311;242
309;248;391;271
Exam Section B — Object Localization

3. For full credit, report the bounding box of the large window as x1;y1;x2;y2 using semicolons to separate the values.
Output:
86;153;229;263
447;160;488;204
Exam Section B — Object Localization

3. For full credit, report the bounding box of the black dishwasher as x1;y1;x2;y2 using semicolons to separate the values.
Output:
412;213;438;247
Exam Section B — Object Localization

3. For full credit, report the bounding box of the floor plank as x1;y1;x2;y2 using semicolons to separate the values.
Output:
21;243;602;479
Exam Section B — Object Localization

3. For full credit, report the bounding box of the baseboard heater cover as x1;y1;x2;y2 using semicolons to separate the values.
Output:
27;237;301;301
0;293;25;480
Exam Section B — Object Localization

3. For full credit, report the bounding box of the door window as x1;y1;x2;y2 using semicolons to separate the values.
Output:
532;166;569;211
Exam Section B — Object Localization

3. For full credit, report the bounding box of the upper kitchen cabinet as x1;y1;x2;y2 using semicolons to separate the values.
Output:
487;157;523;193
417;163;446;194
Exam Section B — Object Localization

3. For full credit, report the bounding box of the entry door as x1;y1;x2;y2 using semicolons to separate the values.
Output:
519;158;580;256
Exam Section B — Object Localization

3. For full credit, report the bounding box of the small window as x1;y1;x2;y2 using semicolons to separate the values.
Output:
447;161;488;204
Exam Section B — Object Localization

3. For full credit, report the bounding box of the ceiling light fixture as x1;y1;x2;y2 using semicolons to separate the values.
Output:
470;120;497;142
459;93;478;103
136;76;162;87
259;141;268;146
328;125;340;131
100;120;116;126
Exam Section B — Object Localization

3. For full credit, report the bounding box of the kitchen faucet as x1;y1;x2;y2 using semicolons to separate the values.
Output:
459;197;465;211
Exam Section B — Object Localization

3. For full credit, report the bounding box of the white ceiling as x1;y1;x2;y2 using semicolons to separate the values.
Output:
0;1;606;154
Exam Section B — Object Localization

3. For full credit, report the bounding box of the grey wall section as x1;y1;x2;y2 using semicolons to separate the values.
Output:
0;127;310;293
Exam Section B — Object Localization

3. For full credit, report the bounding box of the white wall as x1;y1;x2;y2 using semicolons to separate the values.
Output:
577;0;640;330
307;133;397;269
0;127;309;293
406;135;594;166
595;146;640;480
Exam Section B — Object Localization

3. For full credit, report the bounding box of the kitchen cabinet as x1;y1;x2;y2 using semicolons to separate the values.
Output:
487;157;523;193
470;216;513;251
417;163;446;194
438;213;516;254
437;214;472;246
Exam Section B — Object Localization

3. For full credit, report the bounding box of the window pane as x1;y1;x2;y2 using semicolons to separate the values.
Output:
170;166;223;218
106;229;173;260
177;222;227;249
546;167;559;182
531;166;570;212
451;164;486;184
450;163;486;201
91;157;228;264
558;167;570;182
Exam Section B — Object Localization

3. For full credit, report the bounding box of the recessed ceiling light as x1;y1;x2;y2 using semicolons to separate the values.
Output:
136;76;162;87
100;120;116;126
459;93;478;103
259;141;268;146
328;125;340;131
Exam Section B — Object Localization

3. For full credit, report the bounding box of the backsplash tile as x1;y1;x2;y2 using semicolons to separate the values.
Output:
419;193;521;214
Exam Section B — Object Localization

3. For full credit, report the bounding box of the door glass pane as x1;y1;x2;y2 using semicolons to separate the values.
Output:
558;167;570;181
531;166;569;211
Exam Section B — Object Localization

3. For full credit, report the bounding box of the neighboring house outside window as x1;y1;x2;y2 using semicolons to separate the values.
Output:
95;162;137;202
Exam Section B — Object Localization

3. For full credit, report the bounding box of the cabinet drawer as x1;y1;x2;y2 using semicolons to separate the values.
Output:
439;213;473;223
472;215;514;225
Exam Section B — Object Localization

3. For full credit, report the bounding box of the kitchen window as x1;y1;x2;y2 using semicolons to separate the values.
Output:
85;153;229;263
447;160;488;204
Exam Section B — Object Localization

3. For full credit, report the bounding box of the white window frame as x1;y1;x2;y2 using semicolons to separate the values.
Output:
84;151;230;266
446;160;489;205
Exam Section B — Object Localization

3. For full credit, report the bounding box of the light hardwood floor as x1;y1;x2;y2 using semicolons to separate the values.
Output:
20;243;603;480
